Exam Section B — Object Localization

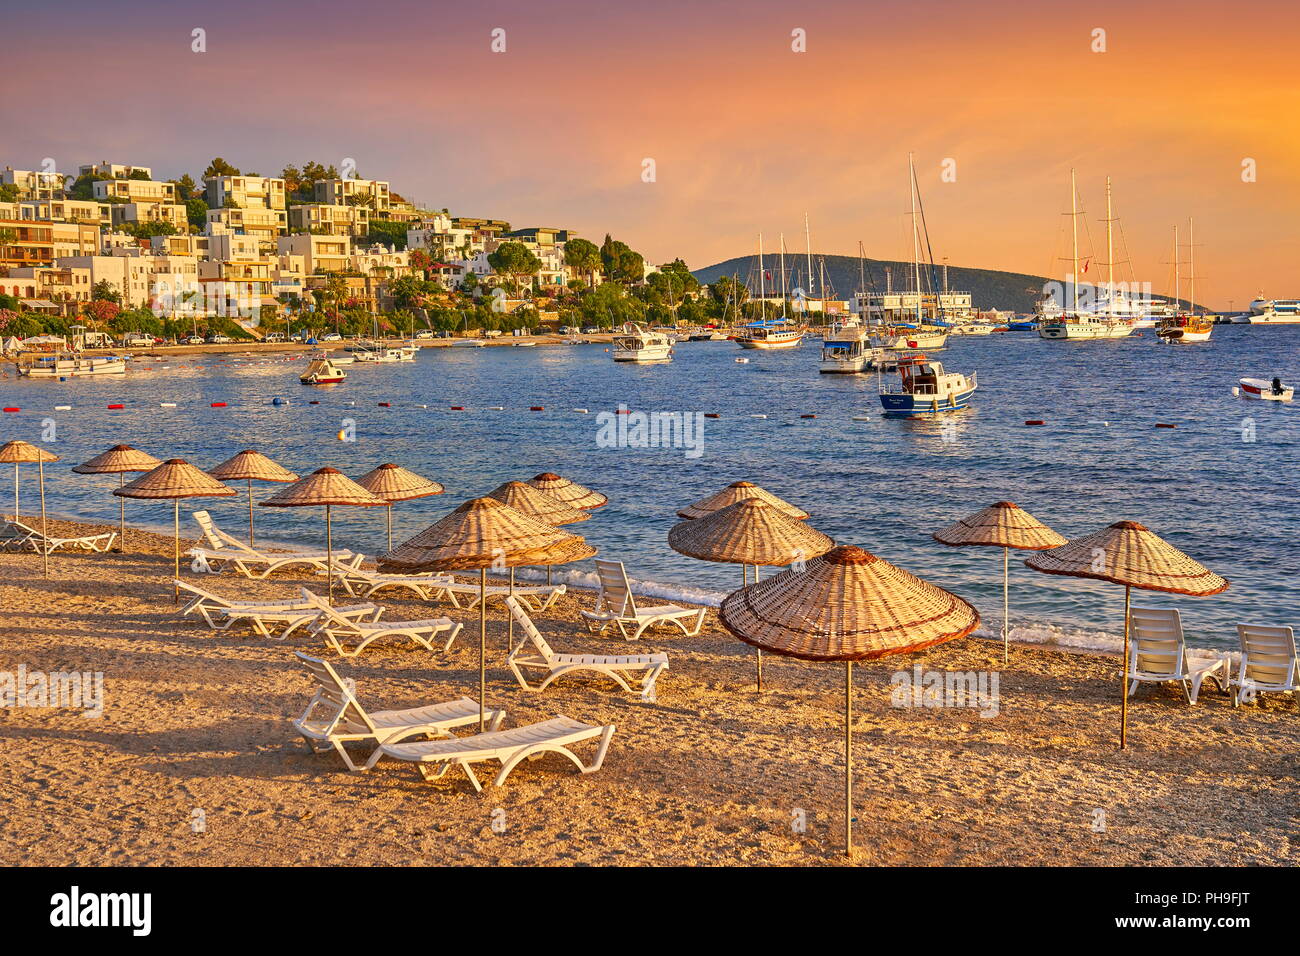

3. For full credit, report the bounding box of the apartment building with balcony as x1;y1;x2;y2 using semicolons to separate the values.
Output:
78;162;153;181
313;178;391;214
205;205;288;244
109;202;188;232
287;203;369;237
277;234;351;274
2;167;67;202
0;220;99;268
17;199;112;227
150;234;212;258
93;178;177;204
54;253;195;309
205;175;287;211
0;266;93;313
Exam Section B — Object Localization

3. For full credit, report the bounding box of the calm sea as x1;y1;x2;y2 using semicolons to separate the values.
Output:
2;326;1296;652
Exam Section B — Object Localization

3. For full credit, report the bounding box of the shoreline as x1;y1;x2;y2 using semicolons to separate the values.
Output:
63;333;621;359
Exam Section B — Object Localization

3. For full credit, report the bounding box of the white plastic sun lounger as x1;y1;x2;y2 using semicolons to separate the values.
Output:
380;716;616;792
2;516;117;554
506;596;668;700
1231;623;1299;706
292;652;504;771
301;588;462;657
1125;606;1229;704
579;559;706;641
175;580;382;639
188;510;362;579
330;565;567;611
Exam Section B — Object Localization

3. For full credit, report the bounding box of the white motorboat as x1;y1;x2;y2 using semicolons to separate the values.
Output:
16;350;127;377
948;322;997;336
300;355;347;385
870;327;950;350
611;323;673;362
879;353;977;415
1248;298;1300;323
451;338;487;348
1234;377;1293;402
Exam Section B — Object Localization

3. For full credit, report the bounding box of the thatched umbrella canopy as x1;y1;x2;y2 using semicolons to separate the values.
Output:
525;472;607;511
207;450;299;548
1025;520;1228;748
719;545;979;857
669;498;834;689
260;467;387;603
355;463;444;553
382;496;597;730
0;440;62;576
933;501;1066;662
115;459;237;602
676;480;809;521
72;444;163;553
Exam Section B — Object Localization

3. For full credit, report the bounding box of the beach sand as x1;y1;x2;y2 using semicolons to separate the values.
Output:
0;518;1294;866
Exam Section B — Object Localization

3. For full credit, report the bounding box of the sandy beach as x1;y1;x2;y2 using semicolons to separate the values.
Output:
0;517;1294;867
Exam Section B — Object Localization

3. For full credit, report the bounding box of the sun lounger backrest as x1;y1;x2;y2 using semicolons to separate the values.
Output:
594;559;637;616
174;579;227;606
191;511;225;549
1128;606;1185;678
1236;623;1297;688
7;517;40;537
504;595;555;659
293;651;375;732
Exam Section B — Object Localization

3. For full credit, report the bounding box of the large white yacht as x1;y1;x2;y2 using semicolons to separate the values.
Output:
611;323;674;362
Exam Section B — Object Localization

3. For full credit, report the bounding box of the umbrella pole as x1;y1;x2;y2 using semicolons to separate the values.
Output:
1120;583;1131;750
13;463;19;519
508;568;515;650
325;504;333;606
38;458;48;578
1003;546;1010;664
845;660;853;859
385;505;393;555
118;473;126;552
247;479;255;547
173;500;180;604
479;567;487;733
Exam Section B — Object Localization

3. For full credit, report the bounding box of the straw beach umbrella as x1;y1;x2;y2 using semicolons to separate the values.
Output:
382;497;597;731
933;501;1066;663
72;444;163;552
669;498;834;689
207;450;299;548
677;480;809;522
1024;520;1228;749
355;463;444;554
0;440;61;577
719;545;979;857
259;467;387;603
525;473;608;511
524;473;604;582
487;480;590;646
115;459;237;602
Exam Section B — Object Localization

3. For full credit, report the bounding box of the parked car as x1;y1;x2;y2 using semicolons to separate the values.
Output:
122;333;154;348
413;329;437;339
321;332;342;342
207;334;232;344
435;330;453;338
264;332;286;343
581;326;600;335
561;325;580;335
184;335;204;345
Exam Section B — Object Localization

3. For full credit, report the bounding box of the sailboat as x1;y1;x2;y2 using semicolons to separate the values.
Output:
1039;172;1135;340
1156;219;1214;344
820;243;888;372
735;233;805;349
869;156;949;351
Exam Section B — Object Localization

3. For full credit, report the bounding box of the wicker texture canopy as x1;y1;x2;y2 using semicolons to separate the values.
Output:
677;480;809;521
208;449;299;484
381;496;596;572
1024;520;1228;596
487;480;589;525
0;440;60;464
72;444;161;474
719;545;980;662
525;473;607;511
114;459;237;500
259;467;388;508
356;463;444;502
933;501;1066;551
668;498;832;567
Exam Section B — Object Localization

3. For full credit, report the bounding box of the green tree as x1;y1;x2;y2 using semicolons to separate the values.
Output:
91;280;121;304
170;174;198;201
487;241;541;295
202;157;241;181
186;198;209;230
0;184;19;203
563;237;601;288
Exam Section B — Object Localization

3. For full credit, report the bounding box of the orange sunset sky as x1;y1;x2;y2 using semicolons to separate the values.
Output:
5;0;1299;306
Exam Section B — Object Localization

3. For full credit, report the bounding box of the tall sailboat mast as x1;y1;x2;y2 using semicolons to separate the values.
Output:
779;234;788;321
1173;224;1180;312
1188;217;1195;316
909;153;922;325
804;212;815;305
1105;176;1114;318
758;233;766;307
1070;168;1079;315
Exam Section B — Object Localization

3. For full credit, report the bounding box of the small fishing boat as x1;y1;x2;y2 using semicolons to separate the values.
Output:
735;320;805;350
611;323;673;362
1234;377;1293;402
300;355;347;385
451;338;486;348
16;350;127;377
820;327;871;373
949;322;997;336
870;327;950;350
1156;313;1214;343
879;353;977;415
